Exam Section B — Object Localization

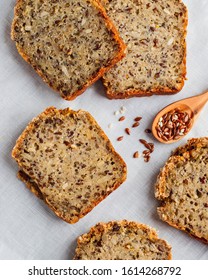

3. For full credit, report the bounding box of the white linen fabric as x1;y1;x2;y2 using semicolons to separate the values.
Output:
0;0;207;259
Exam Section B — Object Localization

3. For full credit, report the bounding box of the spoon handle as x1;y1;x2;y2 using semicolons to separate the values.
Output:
185;91;208;115
201;91;208;103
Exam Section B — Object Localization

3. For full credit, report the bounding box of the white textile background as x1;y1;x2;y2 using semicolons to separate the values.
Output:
0;0;207;259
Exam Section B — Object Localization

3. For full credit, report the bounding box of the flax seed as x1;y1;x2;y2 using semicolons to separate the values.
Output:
119;116;125;122
120;106;127;114
145;128;152;133
125;128;131;135
155;109;192;142
139;139;147;145
143;150;150;155
132;122;140;127
117;136;124;141
148;143;154;152
133;151;139;158
134;116;142;121
144;155;150;162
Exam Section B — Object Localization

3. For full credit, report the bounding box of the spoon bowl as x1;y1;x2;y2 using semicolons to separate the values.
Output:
152;91;208;144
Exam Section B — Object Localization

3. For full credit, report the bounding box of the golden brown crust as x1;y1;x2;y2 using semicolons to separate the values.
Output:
12;107;127;224
11;0;126;101
18;170;44;200
102;0;188;99
77;220;158;243
105;85;184;99
155;137;208;243
74;220;172;259
172;137;208;156
18;169;81;223
156;211;208;244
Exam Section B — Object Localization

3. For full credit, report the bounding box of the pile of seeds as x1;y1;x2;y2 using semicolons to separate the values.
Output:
109;107;154;162
156;109;192;142
139;139;154;162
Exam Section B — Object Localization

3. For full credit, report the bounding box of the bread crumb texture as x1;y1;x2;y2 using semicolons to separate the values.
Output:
12;107;127;223
74;220;172;259
11;0;125;100
101;0;188;98
155;138;208;243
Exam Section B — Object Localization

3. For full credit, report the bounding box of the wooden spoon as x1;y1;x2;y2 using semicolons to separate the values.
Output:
152;91;208;144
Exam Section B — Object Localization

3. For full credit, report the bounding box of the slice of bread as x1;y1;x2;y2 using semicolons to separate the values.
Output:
12;107;127;223
101;0;188;99
11;0;126;100
155;138;208;243
74;220;172;259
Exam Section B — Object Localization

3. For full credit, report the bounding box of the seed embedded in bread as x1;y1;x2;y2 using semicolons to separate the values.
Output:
12;107;127;223
11;0;126;100
155;137;208;243
101;0;188;99
74;220;172;260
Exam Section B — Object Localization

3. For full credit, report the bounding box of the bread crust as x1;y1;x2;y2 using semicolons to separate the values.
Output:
18;170;44;200
74;220;172;259
172;137;208;156
11;0;126;100
102;0;188;99
105;85;185;99
12;107;127;224
155;137;208;243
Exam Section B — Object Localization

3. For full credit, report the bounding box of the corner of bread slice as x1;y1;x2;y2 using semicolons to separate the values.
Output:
11;107;56;160
17;170;44;200
172;137;208;156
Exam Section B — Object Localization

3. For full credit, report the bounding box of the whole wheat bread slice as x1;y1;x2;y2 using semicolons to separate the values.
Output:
155;137;208;243
101;0;188;99
74;220;172;259
12;107;127;223
11;0;126;100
